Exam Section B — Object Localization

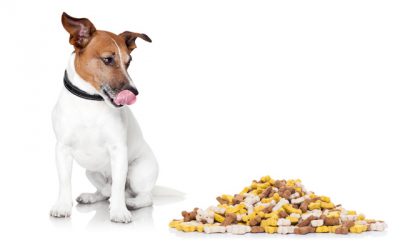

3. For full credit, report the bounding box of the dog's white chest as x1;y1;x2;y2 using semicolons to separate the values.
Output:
70;127;111;170
52;90;126;171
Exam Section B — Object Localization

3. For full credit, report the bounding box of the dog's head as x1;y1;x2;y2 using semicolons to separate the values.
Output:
61;12;151;107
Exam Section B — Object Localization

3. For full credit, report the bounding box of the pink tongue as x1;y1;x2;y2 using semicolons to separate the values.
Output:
114;90;137;105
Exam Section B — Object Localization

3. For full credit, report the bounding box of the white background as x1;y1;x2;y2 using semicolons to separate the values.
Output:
0;0;419;249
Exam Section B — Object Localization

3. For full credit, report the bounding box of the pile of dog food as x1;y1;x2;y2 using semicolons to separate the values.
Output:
169;176;386;235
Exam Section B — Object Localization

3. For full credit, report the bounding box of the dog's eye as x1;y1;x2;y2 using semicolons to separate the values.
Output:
102;56;115;66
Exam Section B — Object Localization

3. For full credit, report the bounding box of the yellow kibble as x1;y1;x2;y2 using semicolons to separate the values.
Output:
261;217;278;227
321;202;335;209
221;194;233;204
347;210;356;215
261;197;272;203
295;187;302;193
264;226;278;234
182;225;196;232
269;179;276;185
250;190;258;195
287;216;299;224
254;205;266;213
260;175;272;183
357;214;365;220
196;225;204;232
327;211;340;218
168;220;182;228
309;194;317;199
272;193;280;202
226;203;245;214
308;201;321;210
350;225;368;233
264;213;279;220
316;226;330;233
241;215;250;222
283;204;302;214
240;187;250;195
286;179;295;186
238;208;247;214
329;226;340;233
320;196;330;202
252;182;270;189
214;213;225;223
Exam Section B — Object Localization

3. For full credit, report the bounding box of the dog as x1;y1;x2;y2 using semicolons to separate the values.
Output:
50;12;158;223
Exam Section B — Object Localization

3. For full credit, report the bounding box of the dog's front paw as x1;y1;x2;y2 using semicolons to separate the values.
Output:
110;207;132;223
50;202;72;218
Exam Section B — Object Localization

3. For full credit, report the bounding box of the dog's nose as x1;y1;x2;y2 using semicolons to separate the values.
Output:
125;86;139;96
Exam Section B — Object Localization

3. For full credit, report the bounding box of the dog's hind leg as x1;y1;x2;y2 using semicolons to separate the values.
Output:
76;171;111;204
125;147;158;210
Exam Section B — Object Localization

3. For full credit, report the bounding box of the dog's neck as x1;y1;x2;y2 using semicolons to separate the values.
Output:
65;53;98;96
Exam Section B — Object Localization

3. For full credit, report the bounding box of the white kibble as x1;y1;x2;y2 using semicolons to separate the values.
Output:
278;226;295;234
290;192;300;199
204;225;226;234
291;197;305;204
226;225;251;235
273;198;289;211
310;219;324;227
277;218;292;226
244;195;260;206
289;213;301;219
196;209;215;224
369;222;387;231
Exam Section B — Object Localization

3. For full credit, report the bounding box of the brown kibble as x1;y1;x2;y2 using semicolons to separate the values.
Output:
278;210;288;218
280;189;292;199
294;226;315;235
335;226;349;234
216;196;229;205
259;187;272;199
232;194;244;205
181;207;199;222
297;215;316;227
263;204;275;213
221;213;237;226
249;215;262;226
300;200;309;213
342;220;355;228
274;180;286;189
251;226;265;233
323;216;340;226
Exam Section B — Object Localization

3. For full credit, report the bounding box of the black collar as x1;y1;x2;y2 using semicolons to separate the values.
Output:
63;71;104;101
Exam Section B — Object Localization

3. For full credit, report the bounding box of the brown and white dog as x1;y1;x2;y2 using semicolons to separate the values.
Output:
50;12;158;223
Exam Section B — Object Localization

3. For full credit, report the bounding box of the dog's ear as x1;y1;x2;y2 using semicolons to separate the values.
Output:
118;31;152;52
61;12;96;49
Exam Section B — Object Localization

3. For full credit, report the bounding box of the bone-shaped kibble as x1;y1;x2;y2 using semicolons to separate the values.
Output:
204;225;226;234
369;222;387;231
278;226;296;234
226;225;251;235
310;219;324;227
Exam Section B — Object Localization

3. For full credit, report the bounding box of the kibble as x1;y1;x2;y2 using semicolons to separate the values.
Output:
169;176;386;235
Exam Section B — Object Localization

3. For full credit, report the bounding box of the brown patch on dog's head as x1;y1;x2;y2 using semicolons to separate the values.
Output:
61;12;151;107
